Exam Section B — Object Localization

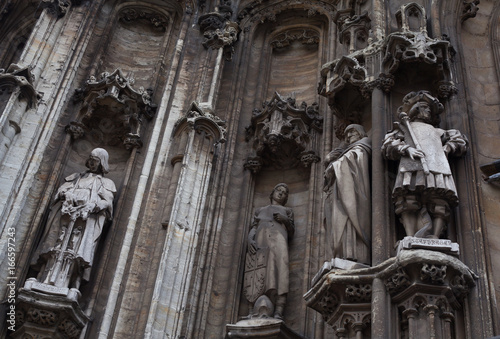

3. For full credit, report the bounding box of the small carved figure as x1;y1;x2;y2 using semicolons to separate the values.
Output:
382;91;468;239
324;124;372;265
31;148;116;291
244;183;294;320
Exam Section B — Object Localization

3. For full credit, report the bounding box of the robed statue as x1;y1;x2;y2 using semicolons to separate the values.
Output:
382;91;468;239
31;148;116;291
324;124;372;265
244;183;294;320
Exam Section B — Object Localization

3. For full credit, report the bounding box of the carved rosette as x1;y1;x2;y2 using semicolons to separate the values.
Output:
244;92;322;172
72;69;157;150
198;7;240;61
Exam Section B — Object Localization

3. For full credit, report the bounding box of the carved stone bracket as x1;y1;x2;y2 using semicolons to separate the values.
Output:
305;249;477;335
12;289;89;339
244;92;322;172
461;0;480;23
198;6;240;61
71;69;157;149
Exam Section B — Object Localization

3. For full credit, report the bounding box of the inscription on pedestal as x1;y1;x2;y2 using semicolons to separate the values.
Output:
397;236;460;255
31;281;69;296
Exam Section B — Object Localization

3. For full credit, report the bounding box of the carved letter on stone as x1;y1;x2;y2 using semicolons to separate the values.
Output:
324;124;371;265
244;183;294;320
382;91;468;239
29;148;116;295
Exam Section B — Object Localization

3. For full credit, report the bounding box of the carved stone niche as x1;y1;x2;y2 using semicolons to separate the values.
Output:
339;13;371;54
305;250;476;339
244;92;322;173
198;3;240;61
71;69;157;149
11;289;88;339
0;64;40;165
384;3;458;99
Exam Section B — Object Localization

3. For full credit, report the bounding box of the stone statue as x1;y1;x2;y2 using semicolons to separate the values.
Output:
30;148;116;291
382;91;468;239
324;124;372;265
244;183;294;320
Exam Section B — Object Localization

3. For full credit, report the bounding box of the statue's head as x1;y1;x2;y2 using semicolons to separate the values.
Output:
270;183;289;205
398;90;443;126
86;148;110;174
344;124;367;145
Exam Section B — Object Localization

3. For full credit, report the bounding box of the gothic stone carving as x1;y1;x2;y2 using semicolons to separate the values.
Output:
244;92;322;172
461;0;480;23
270;28;319;49
245;183;294;320
480;159;500;183
382;91;468;240
339;13;371;54
38;0;70;18
119;7;169;31
72;69;157;149
198;5;240;61
13;289;88;339
29;148;116;294
324;124;371;265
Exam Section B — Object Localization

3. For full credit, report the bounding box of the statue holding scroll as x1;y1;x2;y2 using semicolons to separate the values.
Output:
30;148;116;291
382;91;468;239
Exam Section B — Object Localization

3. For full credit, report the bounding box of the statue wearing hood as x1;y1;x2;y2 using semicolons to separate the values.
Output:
31;148;116;291
324;124;372;265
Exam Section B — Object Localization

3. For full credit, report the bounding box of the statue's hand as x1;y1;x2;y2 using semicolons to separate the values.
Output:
407;147;425;160
248;240;257;254
273;212;287;223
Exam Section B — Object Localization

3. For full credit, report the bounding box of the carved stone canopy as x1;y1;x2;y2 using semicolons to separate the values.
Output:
244;92;322;172
71;69;157;149
0;64;39;109
339;13;371;54
173;101;227;144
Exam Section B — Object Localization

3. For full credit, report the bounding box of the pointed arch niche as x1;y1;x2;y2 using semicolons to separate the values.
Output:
205;4;335;337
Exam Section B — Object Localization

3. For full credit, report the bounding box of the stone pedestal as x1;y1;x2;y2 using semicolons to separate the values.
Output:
305;249;477;339
11;288;89;339
226;318;305;339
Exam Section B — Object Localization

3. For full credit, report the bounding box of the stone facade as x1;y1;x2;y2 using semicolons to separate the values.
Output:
0;1;499;338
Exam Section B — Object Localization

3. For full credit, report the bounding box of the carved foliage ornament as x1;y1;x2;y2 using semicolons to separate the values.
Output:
71;69;157;149
270;28;319;49
119;8;169;31
244;92;322;172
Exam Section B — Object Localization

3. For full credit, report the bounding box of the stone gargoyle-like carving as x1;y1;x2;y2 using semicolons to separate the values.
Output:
198;2;240;61
382;91;468;240
461;0;480;23
71;69;157;149
244;92;322;172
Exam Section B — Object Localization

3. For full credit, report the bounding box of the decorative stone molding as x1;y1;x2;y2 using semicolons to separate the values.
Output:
270;28;319;49
119;7;169;31
198;3;240;61
71;69;157;149
305;249;477;335
461;0;480;23
12;289;89;339
244;92;322;172
0;64;38;108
